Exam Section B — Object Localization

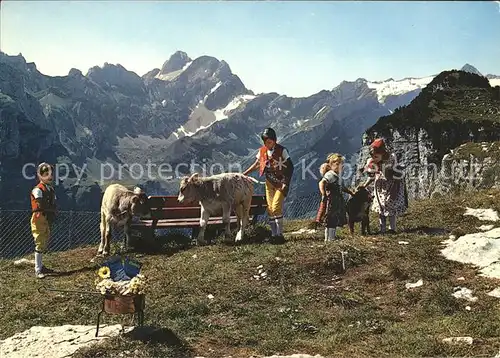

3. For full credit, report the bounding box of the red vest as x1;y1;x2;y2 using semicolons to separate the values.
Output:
31;182;56;213
259;144;286;178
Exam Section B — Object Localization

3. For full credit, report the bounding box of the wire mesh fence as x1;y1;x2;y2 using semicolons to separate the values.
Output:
0;192;324;259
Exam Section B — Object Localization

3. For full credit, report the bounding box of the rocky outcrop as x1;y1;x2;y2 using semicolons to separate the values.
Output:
434;142;500;195
353;70;500;199
0;325;129;358
86;63;146;97
353;128;438;199
159;50;191;75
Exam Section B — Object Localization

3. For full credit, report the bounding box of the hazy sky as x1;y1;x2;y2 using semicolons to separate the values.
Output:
2;1;500;97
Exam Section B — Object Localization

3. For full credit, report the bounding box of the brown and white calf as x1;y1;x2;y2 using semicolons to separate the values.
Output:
177;173;258;244
97;184;149;256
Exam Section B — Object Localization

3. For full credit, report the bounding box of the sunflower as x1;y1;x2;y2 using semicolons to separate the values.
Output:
98;266;111;279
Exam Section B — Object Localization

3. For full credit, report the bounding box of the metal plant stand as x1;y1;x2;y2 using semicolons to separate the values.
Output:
96;293;145;337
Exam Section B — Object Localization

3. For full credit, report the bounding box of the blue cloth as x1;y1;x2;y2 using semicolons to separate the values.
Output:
102;256;142;282
124;257;142;278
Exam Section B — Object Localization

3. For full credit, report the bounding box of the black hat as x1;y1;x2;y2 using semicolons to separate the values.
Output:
37;162;53;176
261;128;277;142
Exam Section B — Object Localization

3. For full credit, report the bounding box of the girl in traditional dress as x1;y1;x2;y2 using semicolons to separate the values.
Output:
319;154;354;241
360;138;408;234
311;162;330;228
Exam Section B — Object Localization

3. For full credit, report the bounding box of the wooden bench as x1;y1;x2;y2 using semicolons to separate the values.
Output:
130;195;267;240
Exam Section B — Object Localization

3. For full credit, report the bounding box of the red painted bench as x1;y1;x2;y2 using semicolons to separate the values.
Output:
130;195;267;240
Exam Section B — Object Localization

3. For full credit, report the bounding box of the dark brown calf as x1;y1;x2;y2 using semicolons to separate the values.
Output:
346;187;372;236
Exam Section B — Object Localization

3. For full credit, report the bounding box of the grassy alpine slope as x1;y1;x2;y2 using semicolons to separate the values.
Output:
2;189;500;357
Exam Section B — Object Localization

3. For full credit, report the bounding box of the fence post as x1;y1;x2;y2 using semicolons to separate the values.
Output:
68;211;73;250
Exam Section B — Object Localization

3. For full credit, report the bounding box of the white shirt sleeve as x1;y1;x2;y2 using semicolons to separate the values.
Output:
390;153;398;166
32;188;43;199
282;148;290;161
323;170;337;184
256;151;260;160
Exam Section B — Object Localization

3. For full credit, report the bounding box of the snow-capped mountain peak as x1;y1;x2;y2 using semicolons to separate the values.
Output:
461;63;482;76
366;76;435;103
364;64;498;104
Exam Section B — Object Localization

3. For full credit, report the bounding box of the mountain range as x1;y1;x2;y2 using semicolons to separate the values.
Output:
0;50;499;211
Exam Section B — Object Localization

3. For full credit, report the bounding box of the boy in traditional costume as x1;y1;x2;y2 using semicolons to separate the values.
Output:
30;163;57;278
244;128;294;244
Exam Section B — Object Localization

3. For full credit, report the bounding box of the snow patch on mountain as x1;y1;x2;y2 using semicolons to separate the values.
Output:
209;81;222;95
203;81;223;101
293;118;312;129
315;106;328;117
172;94;256;139
155;61;193;81
367;76;434;103
365;68;499;104
441;227;500;279
176;125;194;137
489;78;500;87
213;94;256;121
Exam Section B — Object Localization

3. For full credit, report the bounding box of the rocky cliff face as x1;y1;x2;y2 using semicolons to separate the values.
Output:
435;142;500;195
353;70;500;199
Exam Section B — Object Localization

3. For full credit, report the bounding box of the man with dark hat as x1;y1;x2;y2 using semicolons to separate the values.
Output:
243;128;294;244
30;162;57;278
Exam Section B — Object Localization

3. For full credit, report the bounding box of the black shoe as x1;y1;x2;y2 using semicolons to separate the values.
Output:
386;229;397;235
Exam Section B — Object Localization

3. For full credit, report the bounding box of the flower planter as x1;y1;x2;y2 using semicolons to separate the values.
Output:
96;294;145;337
94;257;147;337
103;294;144;314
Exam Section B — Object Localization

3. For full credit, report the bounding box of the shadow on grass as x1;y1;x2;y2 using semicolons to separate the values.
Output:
402;226;450;236
122;223;277;257
125;232;194;257
73;325;194;358
124;326;193;354
200;222;274;246
46;265;98;278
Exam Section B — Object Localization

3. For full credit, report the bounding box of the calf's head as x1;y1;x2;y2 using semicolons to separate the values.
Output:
130;187;150;216
178;173;200;203
353;186;372;204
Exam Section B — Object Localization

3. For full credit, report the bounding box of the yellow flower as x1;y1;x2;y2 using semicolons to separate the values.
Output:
130;277;140;285
98;266;111;279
